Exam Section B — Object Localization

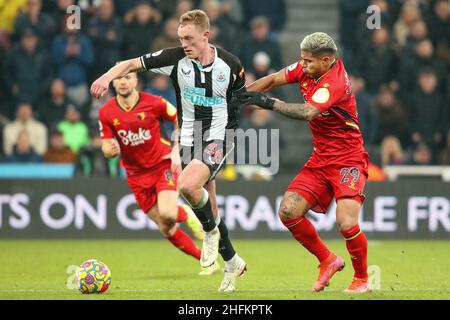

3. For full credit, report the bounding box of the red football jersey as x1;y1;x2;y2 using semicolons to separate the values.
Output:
98;92;177;174
284;58;368;168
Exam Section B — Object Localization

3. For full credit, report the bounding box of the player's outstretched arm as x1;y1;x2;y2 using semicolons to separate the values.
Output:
246;68;288;93
90;58;144;99
272;100;321;121
238;91;321;121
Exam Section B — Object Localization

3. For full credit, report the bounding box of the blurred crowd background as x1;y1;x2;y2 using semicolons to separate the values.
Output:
0;0;448;180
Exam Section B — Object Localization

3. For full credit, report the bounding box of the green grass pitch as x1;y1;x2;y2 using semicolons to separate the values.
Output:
0;239;449;300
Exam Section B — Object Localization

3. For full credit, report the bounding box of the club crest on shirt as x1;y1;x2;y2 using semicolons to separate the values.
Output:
137;112;146;120
113;118;120;127
216;71;226;82
302;82;308;89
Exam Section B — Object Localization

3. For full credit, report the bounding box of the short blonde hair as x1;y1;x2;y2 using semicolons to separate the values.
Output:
300;32;338;55
179;9;210;31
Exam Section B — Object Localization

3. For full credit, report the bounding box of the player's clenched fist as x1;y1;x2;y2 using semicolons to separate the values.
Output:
91;74;112;99
101;139;120;158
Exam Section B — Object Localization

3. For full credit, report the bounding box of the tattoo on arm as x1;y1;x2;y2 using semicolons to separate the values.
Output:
273;100;321;121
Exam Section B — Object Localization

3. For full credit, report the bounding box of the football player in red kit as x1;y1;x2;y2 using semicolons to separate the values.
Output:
98;71;215;275
239;32;372;293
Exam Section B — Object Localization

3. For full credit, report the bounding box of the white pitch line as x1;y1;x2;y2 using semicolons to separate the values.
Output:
0;288;448;293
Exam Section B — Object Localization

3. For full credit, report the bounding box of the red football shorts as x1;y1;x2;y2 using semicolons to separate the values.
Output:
126;160;178;213
287;162;368;214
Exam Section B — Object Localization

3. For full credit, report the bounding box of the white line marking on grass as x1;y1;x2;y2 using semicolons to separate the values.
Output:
0;288;448;293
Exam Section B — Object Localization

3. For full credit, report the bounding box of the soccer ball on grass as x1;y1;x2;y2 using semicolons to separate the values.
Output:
76;259;111;294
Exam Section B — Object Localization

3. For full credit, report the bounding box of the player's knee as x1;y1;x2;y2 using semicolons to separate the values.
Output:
278;199;306;222
158;218;175;236
158;207;176;221
336;217;357;231
178;178;196;198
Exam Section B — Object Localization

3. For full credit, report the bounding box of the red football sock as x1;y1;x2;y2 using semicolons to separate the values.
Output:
340;224;368;279
167;227;201;260
176;205;188;222
283;216;331;262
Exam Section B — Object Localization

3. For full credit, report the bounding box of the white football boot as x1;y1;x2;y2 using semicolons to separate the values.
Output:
200;226;220;267
218;255;247;292
198;260;221;276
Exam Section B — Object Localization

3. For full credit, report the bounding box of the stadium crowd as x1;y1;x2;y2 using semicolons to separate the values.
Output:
0;0;448;178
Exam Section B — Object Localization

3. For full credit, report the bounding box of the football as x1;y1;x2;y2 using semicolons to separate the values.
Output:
76;259;111;294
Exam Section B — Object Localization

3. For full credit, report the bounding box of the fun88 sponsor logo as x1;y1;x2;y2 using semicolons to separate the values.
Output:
183;86;223;107
117;128;151;146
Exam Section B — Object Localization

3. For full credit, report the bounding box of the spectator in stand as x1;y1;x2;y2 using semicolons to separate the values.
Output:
408;142;433;165
241;0;286;34
48;0;76;35
250;52;284;99
175;0;193;19
51;17;94;107
239;16;282;71
398;38;447;101
145;74;177;134
393;3;422;47
426;0;450;71
380;136;407;166
3;28;53;106
13;0;56;46
0;1;28;34
201;0;239;51
151;17;180;52
351;75;378;146
88;0;123;80
3;130;43;163
251;51;272;79
57;105;90;153
345;0;394;73
37;78;78;128
44;129;77;163
145;74;176;107
356;27;398;94
374;85;409;147
408;69;446;156
122;2;162;59
3;103;47;156
153;0;179;20
402;19;428;60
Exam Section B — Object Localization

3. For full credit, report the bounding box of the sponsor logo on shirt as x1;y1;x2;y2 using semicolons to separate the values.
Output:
117;128;151;146
183;86;223;107
181;68;191;76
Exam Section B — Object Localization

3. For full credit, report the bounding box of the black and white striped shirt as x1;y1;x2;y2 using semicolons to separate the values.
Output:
140;46;246;147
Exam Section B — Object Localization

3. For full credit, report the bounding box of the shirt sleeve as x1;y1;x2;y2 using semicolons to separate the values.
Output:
284;60;304;84
307;82;345;113
140;47;185;76
156;97;178;122
98;109;114;139
232;63;246;94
